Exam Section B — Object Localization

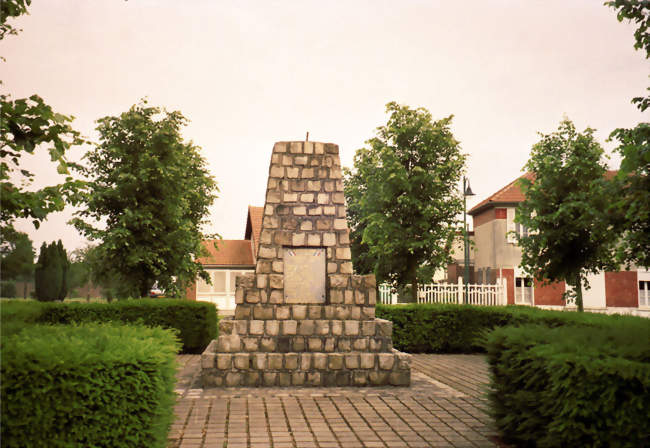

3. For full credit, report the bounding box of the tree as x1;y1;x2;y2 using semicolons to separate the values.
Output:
1;0;85;240
516;119;616;312
344;102;466;302
71;101;218;298
0;230;34;298
605;0;650;269
34;240;68;301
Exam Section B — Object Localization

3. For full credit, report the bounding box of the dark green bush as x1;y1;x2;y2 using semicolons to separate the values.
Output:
485;321;650;447
0;300;45;339
37;299;217;353
1;323;180;448
1;281;17;298
376;303;625;353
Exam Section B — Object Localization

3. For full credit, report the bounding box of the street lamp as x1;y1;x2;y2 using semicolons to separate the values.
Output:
463;176;475;304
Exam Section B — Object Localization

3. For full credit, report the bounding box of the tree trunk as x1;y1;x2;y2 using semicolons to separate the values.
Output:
575;274;584;312
408;256;418;303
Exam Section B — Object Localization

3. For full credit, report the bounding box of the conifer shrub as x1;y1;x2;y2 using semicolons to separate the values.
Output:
485;321;650;447
1;323;180;448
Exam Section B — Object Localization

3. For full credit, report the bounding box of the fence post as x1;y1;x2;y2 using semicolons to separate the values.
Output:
457;276;463;304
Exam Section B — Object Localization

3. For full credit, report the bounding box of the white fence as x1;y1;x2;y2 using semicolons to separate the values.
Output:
379;277;507;306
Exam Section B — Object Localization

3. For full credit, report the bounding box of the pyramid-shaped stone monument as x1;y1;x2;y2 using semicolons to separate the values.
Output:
201;141;411;387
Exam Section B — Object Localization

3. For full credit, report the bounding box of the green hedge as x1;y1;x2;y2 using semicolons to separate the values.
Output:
1;323;180;448
375;303;614;353
485;321;650;447
1;299;217;353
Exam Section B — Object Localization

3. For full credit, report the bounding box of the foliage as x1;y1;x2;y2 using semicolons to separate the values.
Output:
1;281;17;298
486;321;650;447
35;298;217;353
516;119;616;311
72;101;218;298
0;299;44;338
0;0;30;41
0;230;34;295
375;303;613;353
1;323;179;448
605;0;650;111
34;240;69;302
344;102;465;301
608;123;650;268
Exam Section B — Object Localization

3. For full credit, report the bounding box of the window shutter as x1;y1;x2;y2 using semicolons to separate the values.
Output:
506;208;516;243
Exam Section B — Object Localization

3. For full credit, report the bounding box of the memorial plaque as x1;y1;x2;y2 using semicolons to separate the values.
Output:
283;247;326;303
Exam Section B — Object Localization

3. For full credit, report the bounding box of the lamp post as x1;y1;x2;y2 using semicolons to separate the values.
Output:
463;176;475;304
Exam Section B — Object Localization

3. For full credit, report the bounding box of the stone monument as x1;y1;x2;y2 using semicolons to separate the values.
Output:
201;141;411;387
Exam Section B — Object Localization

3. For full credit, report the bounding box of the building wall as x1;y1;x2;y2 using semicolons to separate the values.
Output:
605;271;638;307
501;268;515;305
534;279;565;306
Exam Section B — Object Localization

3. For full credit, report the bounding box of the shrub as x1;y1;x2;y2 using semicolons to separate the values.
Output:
0;300;45;339
1;323;179;448
37;299;217;353
1;280;17;298
34;240;69;302
376;303;619;353
485;321;650;447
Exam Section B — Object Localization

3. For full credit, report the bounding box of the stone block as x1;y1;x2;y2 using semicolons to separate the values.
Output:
298;320;315;336
285;353;298;370
356;322;372;339
317;193;330;205
314;142;325;154
235;287;244;303
253;353;267;370
327;262;338;274
363;274;376;288
353;371;368;386
270;290;283;304
242;337;259;352
272;261;283;273
344;290;354;304
360;353;375;369
245;290;260;304
355;290;365;304
307;233;321;245
203;374;223;387
368;289;377;305
345;354;360;369
234;354;250;370
293;305;307;320
390;371;410;386
269;274;283;289
330;290;343;304
350;306;361;320
338;338;350;352
338;230;350;244
300;353;312;370
249;320;264;335
328;353;344;370
331;320;343;335
376;319;393;337
268;353;283;369
245;372;260;387
301;193;314;202
274;231;292;245
322;233;336;246
259;230;273;245
277;337;291;352
266;191;281;203
292;232;305;245
307;372;321;386
292;337;305;352
283;192;298;202
397;352;411;370
324;337;335;352
217;335;241;353
219;319;234;335
352;338;368;351
307;206;322;216
279;372;292;387
308;338;322;351
369;338;382;352
274;142;287;153
329;275;349;288
334;306;350;320
234;320;248;335
282;320;297;335
351;276;363;288
286;167;299;178
378;353;395;370
258;246;276;259
260;338;276;352
317;219;331;230
315;320;330;335
369;371;389;386
201;353;216;369
333;219;347;230
225;372;242;387
263;372;277;386
325;143;338;154
301;168;314;178
266;216;279;229
308;306;322;319
300;220;313;231
304;142;314;154
276;305;290;319
344;320;359;336
313;353;327;370
257;259;272;273
292;372;306;386
361;307;375;319
332;192;345;204
270;166;284;177
256;274;268;289
265;320;279;336
340;262;353;274
294;156;307;165
254;305;274;320
307;180;321;191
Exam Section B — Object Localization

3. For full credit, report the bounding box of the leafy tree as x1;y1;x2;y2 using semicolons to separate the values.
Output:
516;119;616;312
0;230;34;298
34;240;68;301
344;102;466;302
605;1;650;269
1;0;85;240
71;101;218;298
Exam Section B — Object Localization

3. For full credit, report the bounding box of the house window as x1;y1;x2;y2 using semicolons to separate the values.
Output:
640;281;650;308
197;269;250;295
515;222;529;238
515;277;534;305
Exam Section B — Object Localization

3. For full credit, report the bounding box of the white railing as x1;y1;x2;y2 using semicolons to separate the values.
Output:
379;277;507;306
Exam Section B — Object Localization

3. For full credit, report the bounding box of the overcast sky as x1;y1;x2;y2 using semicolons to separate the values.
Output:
2;0;648;253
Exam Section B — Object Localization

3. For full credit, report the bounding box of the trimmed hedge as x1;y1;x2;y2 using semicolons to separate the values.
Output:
485;321;650;447
375;303;614;353
1;323;180;448
1;299;217;353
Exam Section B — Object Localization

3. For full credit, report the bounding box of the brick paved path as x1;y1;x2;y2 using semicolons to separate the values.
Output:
169;354;499;448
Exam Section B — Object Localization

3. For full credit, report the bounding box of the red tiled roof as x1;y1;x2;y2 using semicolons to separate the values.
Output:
197;239;255;266
469;171;617;216
245;205;264;258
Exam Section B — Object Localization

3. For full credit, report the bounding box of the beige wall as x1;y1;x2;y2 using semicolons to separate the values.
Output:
473;208;522;271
